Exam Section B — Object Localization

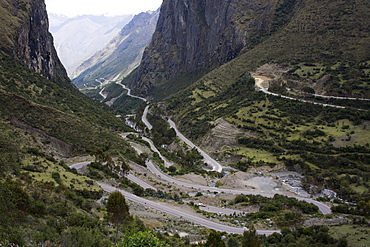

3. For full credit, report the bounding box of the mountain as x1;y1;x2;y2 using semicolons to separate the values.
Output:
123;0;370;210
72;10;159;89
0;1;143;245
130;0;250;96
129;0;370;98
48;13;133;75
0;0;71;88
0;0;133;157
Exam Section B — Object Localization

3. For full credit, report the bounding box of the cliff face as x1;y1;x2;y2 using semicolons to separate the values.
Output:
131;0;277;95
0;0;72;89
72;10;159;89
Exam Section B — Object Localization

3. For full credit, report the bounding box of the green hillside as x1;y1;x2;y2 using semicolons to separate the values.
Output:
146;0;370;204
0;0;142;244
0;53;131;153
137;0;370;99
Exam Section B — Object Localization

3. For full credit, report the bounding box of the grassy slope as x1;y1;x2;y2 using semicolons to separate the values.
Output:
0;1;142;245
0;53;132;154
0;0;31;53
183;0;370;96
162;0;370;204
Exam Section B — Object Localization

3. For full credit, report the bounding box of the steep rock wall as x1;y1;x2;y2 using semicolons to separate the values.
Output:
0;0;72;89
131;0;277;95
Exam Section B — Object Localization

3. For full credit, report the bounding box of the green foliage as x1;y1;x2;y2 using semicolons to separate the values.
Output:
147;109;176;146
271;0;298;32
107;191;131;226
232;194;318;226
0;126;21;176
62;227;110;247
302;87;315;94
167;73;263;140
102;82;126;102
205;230;226;247
0;165;108;246
286;61;370;98
242;227;261;247
117;231;169;247
0;53;131;154
168;165;177;173
151;71;207;100
331;200;370;217
143;189;182;202
107;191;132;243
0;181;30;226
112;94;144;114
227;236;240;247
238;137;276;153
266;226;348;247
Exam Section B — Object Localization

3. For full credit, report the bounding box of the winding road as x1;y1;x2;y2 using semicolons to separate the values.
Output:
133;90;330;215
254;75;369;108
144;159;331;215
254;76;346;109
96;181;278;235
168;120;223;172
142;106;153;130
72;80;332;235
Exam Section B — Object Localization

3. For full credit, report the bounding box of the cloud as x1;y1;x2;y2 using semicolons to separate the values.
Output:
45;0;162;17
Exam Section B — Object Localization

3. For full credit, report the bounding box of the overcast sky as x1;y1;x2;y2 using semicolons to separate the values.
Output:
45;0;163;17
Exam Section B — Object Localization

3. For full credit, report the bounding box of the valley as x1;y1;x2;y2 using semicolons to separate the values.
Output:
65;83;336;238
1;0;370;246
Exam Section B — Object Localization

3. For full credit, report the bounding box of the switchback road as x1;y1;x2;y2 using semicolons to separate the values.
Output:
168;120;223;172
68;162;278;235
96;181;279;235
254;75;369;109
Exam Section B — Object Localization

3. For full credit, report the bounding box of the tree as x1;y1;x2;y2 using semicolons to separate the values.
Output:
241;227;261;247
106;191;131;242
302;86;315;94
227;236;240;247
117;231;169;247
205;230;226;247
119;160;131;177
168;165;177;173
0;182;30;226
0;130;21;176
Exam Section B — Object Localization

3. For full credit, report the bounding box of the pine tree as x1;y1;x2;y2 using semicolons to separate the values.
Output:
107;191;131;242
241;227;261;247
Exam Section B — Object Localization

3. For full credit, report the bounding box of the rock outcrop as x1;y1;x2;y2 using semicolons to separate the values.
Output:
0;0;72;89
131;0;370;99
131;0;277;95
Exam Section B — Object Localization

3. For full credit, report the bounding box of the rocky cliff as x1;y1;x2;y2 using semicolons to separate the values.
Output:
130;0;370;98
0;0;72;89
131;0;278;95
72;10;159;89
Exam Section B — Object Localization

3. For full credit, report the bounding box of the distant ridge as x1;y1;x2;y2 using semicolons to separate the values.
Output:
72;10;159;89
48;13;133;74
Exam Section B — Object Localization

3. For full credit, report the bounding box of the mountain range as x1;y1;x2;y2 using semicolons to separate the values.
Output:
127;0;370;99
1;0;370;245
48;13;133;75
71;10;159;89
0;0;132;157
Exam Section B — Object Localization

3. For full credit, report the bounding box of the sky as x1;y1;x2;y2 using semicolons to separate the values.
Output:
45;0;163;17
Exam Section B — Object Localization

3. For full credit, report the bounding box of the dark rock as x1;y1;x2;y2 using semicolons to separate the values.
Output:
131;0;275;96
0;0;72;90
